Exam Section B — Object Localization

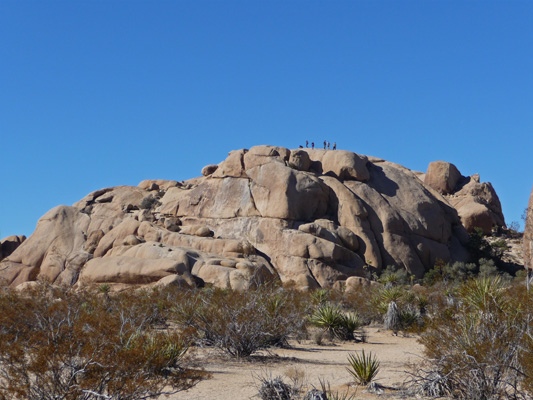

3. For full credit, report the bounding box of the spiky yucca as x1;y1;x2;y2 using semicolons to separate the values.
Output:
346;350;380;386
309;304;362;341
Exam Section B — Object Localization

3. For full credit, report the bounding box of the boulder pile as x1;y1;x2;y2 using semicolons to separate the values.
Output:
0;146;506;290
423;161;505;234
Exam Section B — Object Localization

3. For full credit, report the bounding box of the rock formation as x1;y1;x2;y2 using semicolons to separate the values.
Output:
0;146;506;290
0;235;26;261
424;161;505;234
524;186;533;270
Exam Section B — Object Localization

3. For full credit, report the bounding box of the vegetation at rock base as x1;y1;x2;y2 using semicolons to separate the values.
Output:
0;285;206;400
3;258;533;399
171;284;309;357
411;276;533;399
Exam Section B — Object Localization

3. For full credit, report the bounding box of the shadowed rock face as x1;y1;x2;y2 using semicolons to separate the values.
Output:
524;187;533;270
0;235;26;261
0;145;503;290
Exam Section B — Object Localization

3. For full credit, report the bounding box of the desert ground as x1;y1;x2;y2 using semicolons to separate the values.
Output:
168;326;426;400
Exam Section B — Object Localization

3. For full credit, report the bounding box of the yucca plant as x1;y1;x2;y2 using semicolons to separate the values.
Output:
346;350;380;386
310;288;330;305
380;286;405;303
339;312;362;341
459;275;507;312
309;304;362;341
318;378;356;400
309;303;345;337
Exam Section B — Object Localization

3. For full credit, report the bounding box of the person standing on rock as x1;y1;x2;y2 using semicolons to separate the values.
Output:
327;141;330;149
311;142;315;149
306;140;309;148
323;140;326;149
333;142;336;150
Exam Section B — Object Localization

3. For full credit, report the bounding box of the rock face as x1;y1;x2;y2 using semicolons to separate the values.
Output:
524;186;533;270
424;161;505;234
425;161;461;195
0;235;26;261
0;145;505;290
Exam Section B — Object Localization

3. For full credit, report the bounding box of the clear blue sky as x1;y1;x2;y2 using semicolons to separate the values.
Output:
1;0;532;238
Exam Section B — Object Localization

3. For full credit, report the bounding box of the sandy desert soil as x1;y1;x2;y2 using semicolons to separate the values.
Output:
166;327;427;400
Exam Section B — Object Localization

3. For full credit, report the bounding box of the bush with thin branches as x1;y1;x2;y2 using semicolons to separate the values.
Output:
416;276;532;399
172;285;308;357
0;285;205;400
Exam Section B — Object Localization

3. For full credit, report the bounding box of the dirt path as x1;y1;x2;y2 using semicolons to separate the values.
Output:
166;327;426;399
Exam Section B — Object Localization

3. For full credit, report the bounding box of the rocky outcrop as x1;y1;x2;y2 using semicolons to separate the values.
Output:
424;161;505;234
2;145;502;290
425;161;461;195
0;235;26;261
524;186;533;270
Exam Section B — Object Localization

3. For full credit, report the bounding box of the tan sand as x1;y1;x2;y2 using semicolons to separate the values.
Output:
166;327;426;400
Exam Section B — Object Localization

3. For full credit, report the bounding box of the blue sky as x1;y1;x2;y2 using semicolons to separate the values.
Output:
1;0;532;238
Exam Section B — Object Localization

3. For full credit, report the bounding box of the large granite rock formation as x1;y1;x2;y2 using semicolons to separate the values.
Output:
424;161;505;234
0;146;504;290
524;186;533;270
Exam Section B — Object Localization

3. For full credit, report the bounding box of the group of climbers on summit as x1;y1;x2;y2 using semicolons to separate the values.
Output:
301;140;336;150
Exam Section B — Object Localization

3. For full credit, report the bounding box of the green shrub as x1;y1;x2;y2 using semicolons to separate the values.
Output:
378;265;410;286
443;261;477;282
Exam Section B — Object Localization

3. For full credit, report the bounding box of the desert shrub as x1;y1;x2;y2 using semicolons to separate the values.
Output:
478;257;511;280
491;239;509;256
423;258;474;285
172;286;307;357
417;276;531;399
341;284;382;323
467;227;495;263
0;285;205;400
257;376;294;400
508;220;521;233
467;228;513;271
140;195;161;210
515;268;529;282
422;268;441;286
255;367;308;400
443;261;477;282
346;350;380;386
378;265;410;286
